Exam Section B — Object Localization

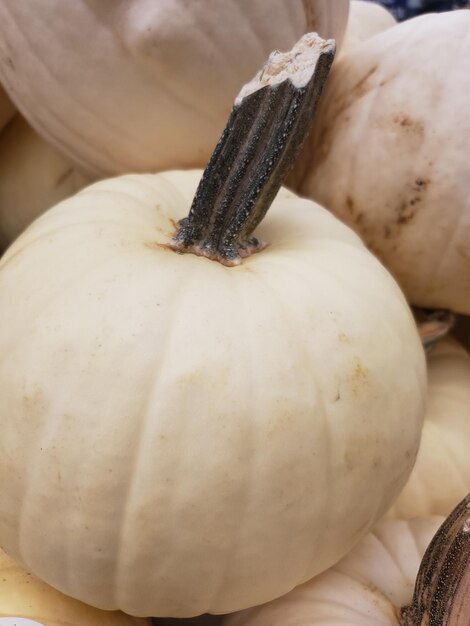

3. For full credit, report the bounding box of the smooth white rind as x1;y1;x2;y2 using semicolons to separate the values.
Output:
0;547;147;625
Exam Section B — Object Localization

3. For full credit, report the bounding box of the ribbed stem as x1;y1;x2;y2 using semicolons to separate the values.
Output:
400;493;470;626
170;33;336;265
414;308;455;352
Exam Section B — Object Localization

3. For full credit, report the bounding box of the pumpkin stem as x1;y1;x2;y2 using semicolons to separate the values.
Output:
414;308;455;352
400;493;470;626
170;33;335;265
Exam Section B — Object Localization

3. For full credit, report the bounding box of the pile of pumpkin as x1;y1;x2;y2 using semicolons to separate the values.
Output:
0;1;469;625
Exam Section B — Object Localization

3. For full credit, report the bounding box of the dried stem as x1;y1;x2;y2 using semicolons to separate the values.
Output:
170;33;336;265
414;308;455;352
400;493;470;626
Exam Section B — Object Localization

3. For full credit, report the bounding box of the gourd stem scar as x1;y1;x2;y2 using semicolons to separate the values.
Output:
170;33;336;266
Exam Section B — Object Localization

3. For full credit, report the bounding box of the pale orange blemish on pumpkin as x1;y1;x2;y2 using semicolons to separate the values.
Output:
348;359;369;395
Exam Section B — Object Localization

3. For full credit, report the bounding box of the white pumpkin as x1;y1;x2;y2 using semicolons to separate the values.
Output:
0;83;15;131
0;169;425;617
290;10;470;314
222;517;451;626
339;0;396;58
0;115;90;250
0;546;148;626
0;0;349;177
387;338;470;519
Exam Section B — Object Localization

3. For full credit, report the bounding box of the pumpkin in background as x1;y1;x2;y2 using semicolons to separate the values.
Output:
0;0;349;177
222;495;470;626
0;83;14;131
290;10;470;314
0;546;148;626
339;0;396;58
387;338;470;519
0;115;91;250
223;520;443;626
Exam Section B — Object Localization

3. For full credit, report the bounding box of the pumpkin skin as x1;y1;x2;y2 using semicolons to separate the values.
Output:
0;115;90;250
339;0;396;58
0;83;14;131
222;517;443;626
387;338;470;519
0;170;425;617
0;547;148;626
0;0;349;177
290;10;470;314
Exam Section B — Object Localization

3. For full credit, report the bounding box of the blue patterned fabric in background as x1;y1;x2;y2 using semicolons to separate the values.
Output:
368;0;468;21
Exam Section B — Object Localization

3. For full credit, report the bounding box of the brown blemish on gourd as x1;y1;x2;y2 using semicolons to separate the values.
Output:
395;177;430;227
396;200;415;225
384;225;392;239
413;177;429;190
394;114;423;132
344;195;367;231
348;359;369;395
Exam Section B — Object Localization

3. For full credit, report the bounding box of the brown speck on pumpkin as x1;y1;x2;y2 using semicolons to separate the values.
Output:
354;212;365;225
348;359;369;395
396;200;415;225
393;114;425;138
